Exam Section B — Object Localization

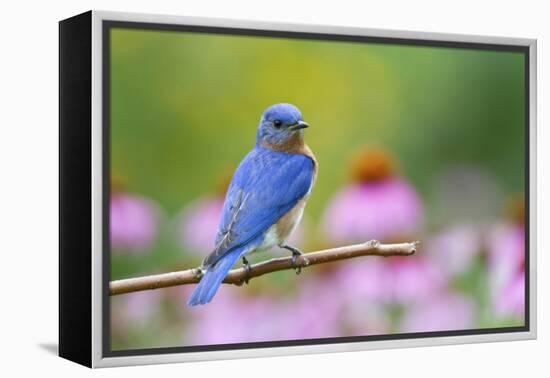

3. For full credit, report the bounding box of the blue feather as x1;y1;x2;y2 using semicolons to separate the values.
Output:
187;104;315;306
187;248;243;306
204;145;314;267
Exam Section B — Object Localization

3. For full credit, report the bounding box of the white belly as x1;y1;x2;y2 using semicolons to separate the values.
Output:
250;197;308;254
256;226;282;252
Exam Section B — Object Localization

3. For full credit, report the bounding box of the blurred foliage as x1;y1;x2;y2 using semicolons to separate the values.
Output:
109;27;525;350
110;28;524;219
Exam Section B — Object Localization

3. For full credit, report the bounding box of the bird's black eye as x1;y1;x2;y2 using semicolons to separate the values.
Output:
273;120;282;128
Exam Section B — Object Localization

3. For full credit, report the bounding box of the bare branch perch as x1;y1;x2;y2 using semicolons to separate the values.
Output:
109;240;419;296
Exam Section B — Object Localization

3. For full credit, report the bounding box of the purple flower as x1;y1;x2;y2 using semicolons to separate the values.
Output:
321;147;423;244
186;277;343;345
322;178;423;243
275;278;343;340
385;258;447;304
425;225;481;276
487;222;525;319
399;293;476;333
339;301;390;336
186;288;279;345
177;196;224;255
494;271;525;317
111;290;162;333
333;255;445;309
110;193;161;252
332;259;387;302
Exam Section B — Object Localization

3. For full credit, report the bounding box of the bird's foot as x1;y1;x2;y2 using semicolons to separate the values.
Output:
242;256;252;284
280;244;309;275
193;266;206;280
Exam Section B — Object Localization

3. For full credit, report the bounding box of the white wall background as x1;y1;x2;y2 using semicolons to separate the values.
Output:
0;0;546;376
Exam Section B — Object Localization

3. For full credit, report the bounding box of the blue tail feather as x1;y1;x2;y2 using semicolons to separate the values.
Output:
187;249;242;306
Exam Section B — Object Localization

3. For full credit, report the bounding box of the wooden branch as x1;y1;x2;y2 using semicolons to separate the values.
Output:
109;240;419;296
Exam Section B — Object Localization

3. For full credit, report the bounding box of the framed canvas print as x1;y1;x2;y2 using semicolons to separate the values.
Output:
59;10;537;368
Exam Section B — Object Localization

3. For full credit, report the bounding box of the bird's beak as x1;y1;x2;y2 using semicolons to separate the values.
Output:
290;120;310;130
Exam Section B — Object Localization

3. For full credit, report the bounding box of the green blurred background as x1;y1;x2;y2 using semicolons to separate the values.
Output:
109;27;525;350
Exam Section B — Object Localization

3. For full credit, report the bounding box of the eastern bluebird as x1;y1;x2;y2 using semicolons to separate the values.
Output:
187;103;317;306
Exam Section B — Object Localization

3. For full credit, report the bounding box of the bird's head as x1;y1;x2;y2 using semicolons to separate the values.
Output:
256;103;309;148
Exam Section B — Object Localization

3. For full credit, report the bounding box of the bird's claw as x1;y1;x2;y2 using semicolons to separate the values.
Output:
291;253;303;275
281;244;309;275
194;267;206;279
242;257;252;284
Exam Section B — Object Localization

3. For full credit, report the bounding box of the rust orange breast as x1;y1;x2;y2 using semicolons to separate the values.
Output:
274;144;317;242
261;133;317;243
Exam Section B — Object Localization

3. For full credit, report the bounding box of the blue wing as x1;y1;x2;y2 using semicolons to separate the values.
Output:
202;145;314;267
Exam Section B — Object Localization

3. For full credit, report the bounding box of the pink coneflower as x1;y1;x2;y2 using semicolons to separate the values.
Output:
494;271;525;317
333;255;445;306
323;147;437;305
275;278;343;340
487;223;524;289
399;293;476;333
383;257;446;304
111;290;162;334
176;169;233;256
425;225;482;276
322;147;423;244
339;300;390;336
186;277;343;345
486;196;525;319
327;265;390;335
332;258;387;302
110;192;161;253
186;289;278;345
178;196;225;255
